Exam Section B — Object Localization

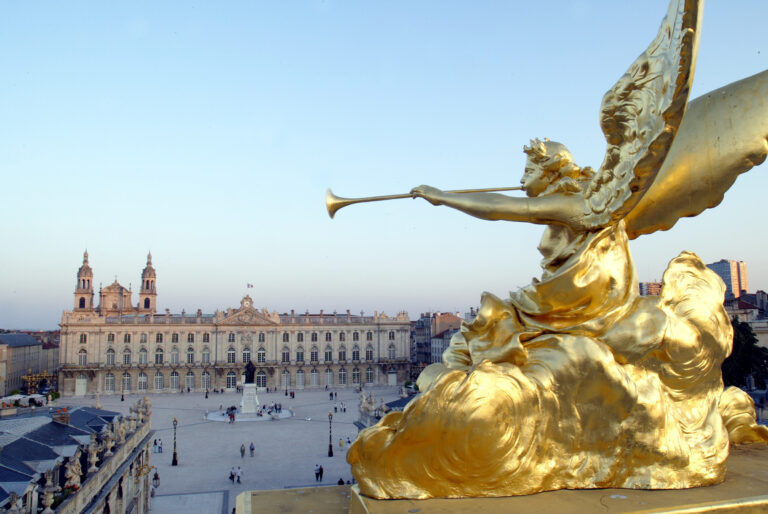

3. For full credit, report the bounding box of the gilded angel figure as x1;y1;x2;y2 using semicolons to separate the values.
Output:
348;0;768;499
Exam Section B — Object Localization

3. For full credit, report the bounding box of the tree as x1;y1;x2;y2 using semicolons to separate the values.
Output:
722;318;768;389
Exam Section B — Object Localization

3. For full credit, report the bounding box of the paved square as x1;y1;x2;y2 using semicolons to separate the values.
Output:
59;386;401;513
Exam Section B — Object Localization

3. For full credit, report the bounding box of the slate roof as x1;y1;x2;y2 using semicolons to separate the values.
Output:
0;334;41;348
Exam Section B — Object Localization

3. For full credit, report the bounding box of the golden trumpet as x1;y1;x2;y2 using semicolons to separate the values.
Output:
326;186;523;219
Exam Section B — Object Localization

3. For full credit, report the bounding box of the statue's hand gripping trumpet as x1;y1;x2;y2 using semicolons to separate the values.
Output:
331;0;768;499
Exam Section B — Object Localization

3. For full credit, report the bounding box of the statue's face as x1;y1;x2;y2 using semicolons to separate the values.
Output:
521;159;550;197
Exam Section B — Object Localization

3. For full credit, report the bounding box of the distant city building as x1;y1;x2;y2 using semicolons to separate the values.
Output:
59;252;411;397
430;328;459;364
707;259;749;299
639;281;662;296
410;312;463;367
0;401;154;513
0;333;43;395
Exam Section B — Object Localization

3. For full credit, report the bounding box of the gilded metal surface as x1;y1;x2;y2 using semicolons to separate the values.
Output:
343;0;768;499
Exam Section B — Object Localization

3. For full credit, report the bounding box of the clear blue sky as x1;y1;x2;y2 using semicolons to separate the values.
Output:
1;1;766;329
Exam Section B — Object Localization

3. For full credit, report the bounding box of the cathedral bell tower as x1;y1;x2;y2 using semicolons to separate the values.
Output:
75;250;94;311
138;252;157;314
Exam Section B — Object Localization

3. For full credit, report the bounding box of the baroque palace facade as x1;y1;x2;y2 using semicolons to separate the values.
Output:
59;252;411;396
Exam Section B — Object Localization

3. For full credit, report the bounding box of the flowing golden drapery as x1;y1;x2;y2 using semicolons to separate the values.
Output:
348;223;768;499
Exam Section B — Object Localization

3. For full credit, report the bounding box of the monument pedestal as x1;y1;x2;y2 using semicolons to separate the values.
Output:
240;384;259;414
349;445;768;514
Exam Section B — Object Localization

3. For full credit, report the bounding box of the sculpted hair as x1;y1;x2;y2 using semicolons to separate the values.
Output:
523;139;594;194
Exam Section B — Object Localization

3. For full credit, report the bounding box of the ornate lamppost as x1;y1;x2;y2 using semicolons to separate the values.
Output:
328;411;333;457
172;417;179;466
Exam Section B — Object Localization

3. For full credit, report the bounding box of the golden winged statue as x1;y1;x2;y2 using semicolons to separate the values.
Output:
346;0;768;499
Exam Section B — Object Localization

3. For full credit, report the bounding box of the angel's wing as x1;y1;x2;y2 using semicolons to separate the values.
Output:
582;0;702;229
624;70;768;239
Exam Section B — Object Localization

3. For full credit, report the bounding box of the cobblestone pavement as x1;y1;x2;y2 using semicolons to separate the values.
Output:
59;386;401;513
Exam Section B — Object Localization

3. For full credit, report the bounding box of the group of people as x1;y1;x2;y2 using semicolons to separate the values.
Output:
221;405;238;423
152;439;163;453
229;466;243;484
332;402;346;413
239;442;255;458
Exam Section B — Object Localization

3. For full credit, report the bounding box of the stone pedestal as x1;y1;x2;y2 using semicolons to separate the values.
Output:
240;384;259;414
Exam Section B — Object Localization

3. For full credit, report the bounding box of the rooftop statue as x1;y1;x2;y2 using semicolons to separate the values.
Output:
339;0;768;499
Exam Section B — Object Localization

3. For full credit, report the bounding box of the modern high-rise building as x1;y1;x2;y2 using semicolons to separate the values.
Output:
706;259;749;299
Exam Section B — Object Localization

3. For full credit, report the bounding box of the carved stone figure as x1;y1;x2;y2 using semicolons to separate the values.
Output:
65;450;82;488
346;0;768;499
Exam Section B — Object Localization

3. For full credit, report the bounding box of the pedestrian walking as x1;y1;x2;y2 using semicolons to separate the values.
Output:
158;439;163;453
153;439;157;453
334;402;338;413
249;442;255;457
339;438;344;450
314;464;320;482
319;465;324;481
240;444;245;458
236;467;242;484
229;467;235;483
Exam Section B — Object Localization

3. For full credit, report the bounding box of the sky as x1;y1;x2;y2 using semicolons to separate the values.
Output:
1;1;766;329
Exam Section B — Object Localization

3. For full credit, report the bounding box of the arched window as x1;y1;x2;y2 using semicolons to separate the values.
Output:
352;368;360;384
202;372;211;391
187;333;195;343
366;346;374;361
123;348;131;365
311;368;319;386
366;331;373;341
366;367;374;384
282;332;289;343
325;332;332;342
339;368;347;385
187;347;195;364
325;368;333;386
138;372;148;390
311;332;318;342
258;333;265;343
171;347;179;364
203;333;210;343
226;371;237;389
339;332;346;342
282;347;290;363
310;346;319;362
338;346;346;361
389;344;396;360
281;369;290;388
296;347;304;362
186;370;195;390
297;333;304;343
122;372;131;391
79;298;86;309
353;331;359;342
124;334;131;343
107;333;115;343
352;346;360;361
256;370;267;388
389;331;395;341
324;346;332;362
296;369;305;388
78;349;87;366
202;347;210;363
257;347;266;363
156;333;163;343
170;371;180;390
155;348;164;364
242;347;251;363
79;333;87;344
140;333;147;344
106;349;115;366
227;347;236;363
172;333;179;343
144;298;150;309
139;348;148;364
105;373;115;392
228;333;235;343
154;371;163;390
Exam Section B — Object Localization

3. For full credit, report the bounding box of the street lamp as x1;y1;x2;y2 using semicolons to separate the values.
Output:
328;411;333;457
172;417;179;466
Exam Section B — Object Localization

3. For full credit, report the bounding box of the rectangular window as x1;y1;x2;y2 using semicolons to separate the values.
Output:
123;352;131;365
311;350;318;362
155;352;163;364
187;351;194;364
187;333;194;343
282;351;290;363
107;333;115;343
366;349;373;361
324;350;332;362
172;333;179;343
296;350;304;362
339;350;346;361
202;350;210;363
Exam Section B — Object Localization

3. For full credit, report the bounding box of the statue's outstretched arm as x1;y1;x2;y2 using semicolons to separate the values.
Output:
411;185;585;228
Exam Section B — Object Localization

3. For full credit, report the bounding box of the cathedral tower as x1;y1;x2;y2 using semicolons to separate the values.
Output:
138;252;157;313
75;250;94;311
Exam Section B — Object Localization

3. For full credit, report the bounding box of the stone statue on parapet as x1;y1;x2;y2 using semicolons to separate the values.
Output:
346;0;768;499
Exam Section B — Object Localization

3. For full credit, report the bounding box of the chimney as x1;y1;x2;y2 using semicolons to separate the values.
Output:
52;408;70;425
